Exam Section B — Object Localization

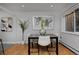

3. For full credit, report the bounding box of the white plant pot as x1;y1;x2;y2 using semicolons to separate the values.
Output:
21;41;24;44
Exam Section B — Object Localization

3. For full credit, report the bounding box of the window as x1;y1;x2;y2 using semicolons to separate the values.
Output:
75;9;79;32
66;12;74;32
65;9;79;32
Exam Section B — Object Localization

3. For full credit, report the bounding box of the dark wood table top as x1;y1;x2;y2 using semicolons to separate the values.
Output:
28;34;58;38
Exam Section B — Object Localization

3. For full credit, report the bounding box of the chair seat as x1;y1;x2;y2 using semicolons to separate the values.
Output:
38;36;50;46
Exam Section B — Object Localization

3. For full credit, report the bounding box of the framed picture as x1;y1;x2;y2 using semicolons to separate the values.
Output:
33;16;54;30
1;17;13;32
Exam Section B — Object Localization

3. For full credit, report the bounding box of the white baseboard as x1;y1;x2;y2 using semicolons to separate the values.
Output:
3;41;28;44
59;40;79;55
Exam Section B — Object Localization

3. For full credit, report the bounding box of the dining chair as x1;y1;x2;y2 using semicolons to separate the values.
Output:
50;39;56;48
0;39;5;54
31;39;38;48
30;39;38;54
38;36;50;54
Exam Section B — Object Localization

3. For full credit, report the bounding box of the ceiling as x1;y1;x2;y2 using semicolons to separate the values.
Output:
0;3;77;13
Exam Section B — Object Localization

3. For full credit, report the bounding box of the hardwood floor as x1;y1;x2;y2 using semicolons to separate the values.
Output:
0;43;75;55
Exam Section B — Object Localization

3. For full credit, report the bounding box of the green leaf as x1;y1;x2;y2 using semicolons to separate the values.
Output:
19;20;28;32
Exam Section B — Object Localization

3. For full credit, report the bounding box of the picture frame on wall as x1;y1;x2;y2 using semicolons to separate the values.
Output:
1;17;13;32
33;16;54;30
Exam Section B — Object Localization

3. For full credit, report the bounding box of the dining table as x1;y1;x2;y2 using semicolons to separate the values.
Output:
28;34;58;55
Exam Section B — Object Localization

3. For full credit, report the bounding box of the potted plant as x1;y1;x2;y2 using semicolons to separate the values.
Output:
19;20;28;44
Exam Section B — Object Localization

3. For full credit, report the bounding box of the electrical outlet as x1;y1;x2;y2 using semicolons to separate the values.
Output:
60;36;62;39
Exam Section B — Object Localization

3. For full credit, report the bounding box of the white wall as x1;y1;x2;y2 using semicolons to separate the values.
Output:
0;11;61;44
60;32;79;54
0;11;22;44
60;4;79;54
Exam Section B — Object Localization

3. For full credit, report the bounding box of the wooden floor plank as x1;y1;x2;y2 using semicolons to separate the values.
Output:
0;44;75;55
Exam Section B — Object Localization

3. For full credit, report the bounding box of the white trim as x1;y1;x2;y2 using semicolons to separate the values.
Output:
60;40;79;55
2;41;28;44
74;12;76;32
61;31;79;36
63;4;78;16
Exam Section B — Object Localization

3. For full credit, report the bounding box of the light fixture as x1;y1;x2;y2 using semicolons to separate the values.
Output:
21;5;25;7
50;5;54;8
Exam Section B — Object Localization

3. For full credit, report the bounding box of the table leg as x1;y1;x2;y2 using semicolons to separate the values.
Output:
56;37;58;55
28;38;30;55
51;40;53;48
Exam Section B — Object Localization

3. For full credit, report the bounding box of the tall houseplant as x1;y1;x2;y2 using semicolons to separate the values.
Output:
19;20;28;41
